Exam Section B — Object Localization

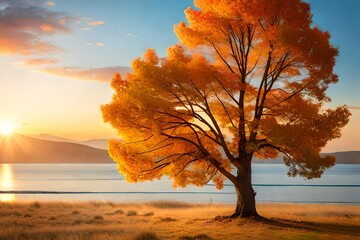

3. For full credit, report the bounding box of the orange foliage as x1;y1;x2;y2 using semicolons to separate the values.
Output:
102;0;350;191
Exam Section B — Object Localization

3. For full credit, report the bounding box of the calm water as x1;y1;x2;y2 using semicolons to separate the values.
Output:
0;164;359;204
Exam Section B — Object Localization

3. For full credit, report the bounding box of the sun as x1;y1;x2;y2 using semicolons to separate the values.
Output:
0;121;15;136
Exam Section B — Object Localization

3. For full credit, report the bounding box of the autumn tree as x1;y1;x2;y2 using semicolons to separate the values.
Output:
102;0;350;217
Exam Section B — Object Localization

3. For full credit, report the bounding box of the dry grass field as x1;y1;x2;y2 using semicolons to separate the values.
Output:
0;201;359;240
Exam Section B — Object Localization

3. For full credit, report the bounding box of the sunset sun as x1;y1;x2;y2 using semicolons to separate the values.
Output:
0;121;15;135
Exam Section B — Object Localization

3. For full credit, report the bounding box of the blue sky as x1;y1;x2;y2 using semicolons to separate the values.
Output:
51;0;193;67
308;0;360;107
0;0;358;152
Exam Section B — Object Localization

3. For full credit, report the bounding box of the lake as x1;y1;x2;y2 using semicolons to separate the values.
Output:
0;164;359;204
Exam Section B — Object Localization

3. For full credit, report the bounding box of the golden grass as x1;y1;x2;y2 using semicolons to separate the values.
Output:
0;201;359;240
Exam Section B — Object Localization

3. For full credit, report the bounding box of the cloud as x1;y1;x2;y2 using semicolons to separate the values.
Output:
349;106;360;110
81;27;90;31
16;58;59;66
86;42;105;47
88;20;104;26
59;18;68;24
46;1;56;6
40;66;133;82
0;0;74;56
126;33;138;37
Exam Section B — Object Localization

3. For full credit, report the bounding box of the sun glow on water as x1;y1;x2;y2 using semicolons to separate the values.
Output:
0;193;15;202
0;164;15;202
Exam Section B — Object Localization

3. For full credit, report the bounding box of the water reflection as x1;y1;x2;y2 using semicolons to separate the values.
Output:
0;164;15;202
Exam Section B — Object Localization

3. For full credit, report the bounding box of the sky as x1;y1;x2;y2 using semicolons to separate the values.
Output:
0;0;359;152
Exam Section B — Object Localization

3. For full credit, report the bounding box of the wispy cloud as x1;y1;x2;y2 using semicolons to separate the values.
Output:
16;58;59;66
88;20;104;26
0;0;74;56
126;33;138;37
40;66;132;82
81;27;91;31
59;18;68;24
46;1;56;6
349;106;360;110
86;42;105;47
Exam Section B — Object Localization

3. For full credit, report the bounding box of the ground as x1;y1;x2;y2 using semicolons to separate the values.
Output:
0;201;359;239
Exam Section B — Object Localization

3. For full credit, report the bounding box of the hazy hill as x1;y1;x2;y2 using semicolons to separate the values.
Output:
30;134;76;143
0;134;113;163
31;134;110;150
253;151;360;164
323;151;360;164
79;139;109;150
1;134;358;164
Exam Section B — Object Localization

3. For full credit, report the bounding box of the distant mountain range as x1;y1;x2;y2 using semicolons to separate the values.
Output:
0;134;113;163
0;133;359;164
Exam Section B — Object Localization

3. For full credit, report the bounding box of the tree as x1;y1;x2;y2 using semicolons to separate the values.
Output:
101;0;350;217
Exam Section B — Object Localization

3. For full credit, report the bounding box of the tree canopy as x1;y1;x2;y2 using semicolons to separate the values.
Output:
102;0;350;214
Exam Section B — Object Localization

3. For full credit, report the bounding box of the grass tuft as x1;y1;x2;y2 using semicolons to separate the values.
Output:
106;209;124;215
30;201;41;208
144;211;154;217
179;234;213;240
133;231;160;240
160;217;176;222
90;201;101;207
127;210;137;216
93;215;104;221
72;219;82;225
149;201;194;209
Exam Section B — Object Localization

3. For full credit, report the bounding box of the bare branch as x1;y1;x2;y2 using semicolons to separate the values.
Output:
206;169;218;184
211;72;240;106
154;152;195;164
264;82;310;111
175;158;201;176
141;162;171;173
136;143;174;156
209;41;241;79
123;134;154;145
209;82;238;129
158;110;221;145
208;157;236;184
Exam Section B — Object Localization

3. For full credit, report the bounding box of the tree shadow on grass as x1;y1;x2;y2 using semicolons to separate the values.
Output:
247;215;360;237
211;214;359;237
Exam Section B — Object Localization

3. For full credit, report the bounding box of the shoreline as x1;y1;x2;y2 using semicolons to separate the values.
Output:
2;193;359;206
1;201;359;239
1;196;360;205
1;192;359;205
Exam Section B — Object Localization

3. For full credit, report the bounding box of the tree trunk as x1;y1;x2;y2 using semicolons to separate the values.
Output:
232;156;258;217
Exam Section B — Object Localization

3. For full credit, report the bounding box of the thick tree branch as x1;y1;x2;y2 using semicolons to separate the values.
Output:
161;132;236;184
201;98;238;164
